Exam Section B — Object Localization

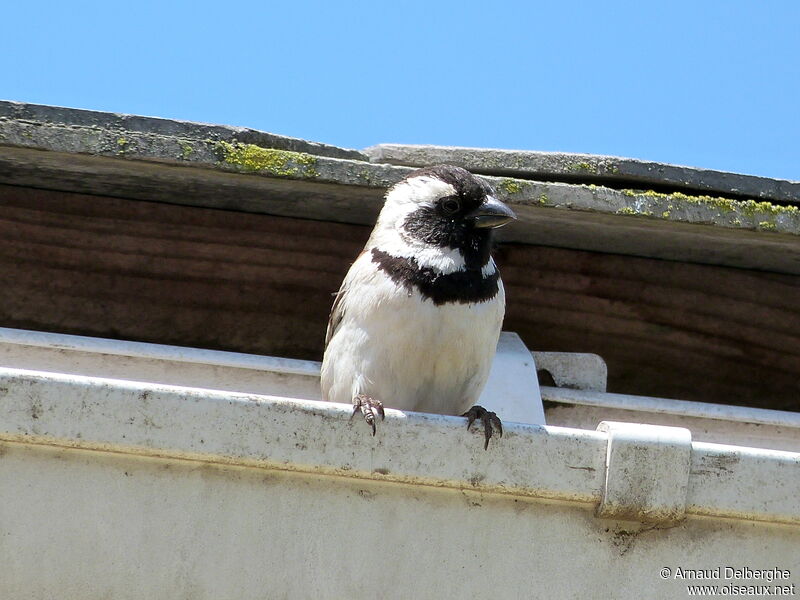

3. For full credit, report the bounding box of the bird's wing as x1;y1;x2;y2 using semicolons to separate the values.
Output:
325;250;367;348
324;279;348;349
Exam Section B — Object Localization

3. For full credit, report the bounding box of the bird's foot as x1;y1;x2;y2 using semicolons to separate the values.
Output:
351;395;385;436
462;405;503;450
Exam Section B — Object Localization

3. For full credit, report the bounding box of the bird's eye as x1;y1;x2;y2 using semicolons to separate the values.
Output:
440;197;461;215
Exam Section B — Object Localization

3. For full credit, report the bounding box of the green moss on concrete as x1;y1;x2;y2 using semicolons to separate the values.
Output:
356;170;374;184
739;199;799;217
179;141;194;160
499;179;522;194
612;188;799;234
116;137;130;155
217;142;318;177
622;188;798;218
569;161;597;173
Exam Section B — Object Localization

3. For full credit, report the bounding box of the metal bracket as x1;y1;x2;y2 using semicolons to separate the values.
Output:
532;351;607;392
480;332;546;425
596;421;692;525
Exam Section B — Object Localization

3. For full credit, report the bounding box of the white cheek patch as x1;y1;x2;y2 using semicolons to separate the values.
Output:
368;176;467;274
373;195;421;235
373;234;467;274
398;176;457;206
372;177;455;230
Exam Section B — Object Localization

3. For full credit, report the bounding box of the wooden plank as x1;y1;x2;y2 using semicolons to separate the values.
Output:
0;184;363;361
0;184;797;409
495;244;800;409
2;145;800;275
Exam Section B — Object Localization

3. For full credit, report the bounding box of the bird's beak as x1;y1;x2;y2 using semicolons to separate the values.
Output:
468;196;517;229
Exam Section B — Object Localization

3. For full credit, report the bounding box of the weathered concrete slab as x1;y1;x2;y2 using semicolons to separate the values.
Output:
0;100;367;161
365;144;800;204
1;101;799;274
1;147;798;275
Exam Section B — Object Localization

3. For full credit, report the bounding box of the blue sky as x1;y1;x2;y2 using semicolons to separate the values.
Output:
3;1;799;180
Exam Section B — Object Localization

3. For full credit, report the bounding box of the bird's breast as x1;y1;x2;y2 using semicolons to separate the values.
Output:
370;248;499;306
322;252;505;415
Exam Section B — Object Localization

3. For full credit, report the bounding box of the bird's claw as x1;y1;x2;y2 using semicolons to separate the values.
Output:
351;395;385;436
462;405;503;450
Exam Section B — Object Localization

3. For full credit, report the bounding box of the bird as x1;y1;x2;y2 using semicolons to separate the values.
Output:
320;165;516;449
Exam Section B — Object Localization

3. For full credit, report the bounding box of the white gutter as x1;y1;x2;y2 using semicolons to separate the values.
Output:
1;366;798;527
542;386;800;430
0;326;320;376
0;326;546;425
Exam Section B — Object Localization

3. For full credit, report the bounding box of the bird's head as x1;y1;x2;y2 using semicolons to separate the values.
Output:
369;165;516;270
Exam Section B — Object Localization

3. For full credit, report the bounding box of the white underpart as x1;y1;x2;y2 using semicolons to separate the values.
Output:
320;251;505;414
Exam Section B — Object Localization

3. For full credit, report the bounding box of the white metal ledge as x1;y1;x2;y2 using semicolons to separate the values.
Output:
0;326;545;425
544;386;800;452
1;366;798;527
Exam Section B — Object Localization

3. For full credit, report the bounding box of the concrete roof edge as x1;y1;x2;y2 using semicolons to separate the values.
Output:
364;143;800;204
1;102;799;274
0;100;368;161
